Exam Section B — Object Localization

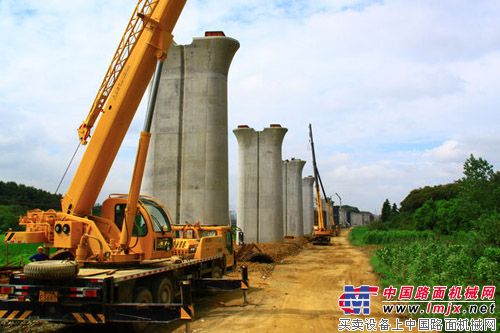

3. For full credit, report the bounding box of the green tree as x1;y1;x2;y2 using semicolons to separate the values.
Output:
381;199;391;222
92;203;103;217
391;203;398;215
433;199;466;234
0;180;62;232
462;154;494;183
457;155;497;219
0;205;22;232
475;212;500;247
413;199;437;231
0;181;61;210
400;183;459;212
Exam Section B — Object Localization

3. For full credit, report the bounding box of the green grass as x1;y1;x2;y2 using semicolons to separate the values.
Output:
349;226;500;321
0;235;43;266
348;226;434;245
369;252;393;287
347;226;370;246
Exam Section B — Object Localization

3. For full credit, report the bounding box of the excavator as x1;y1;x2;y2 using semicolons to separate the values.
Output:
308;124;338;245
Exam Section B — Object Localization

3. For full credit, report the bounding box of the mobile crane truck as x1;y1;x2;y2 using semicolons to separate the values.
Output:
308;124;337;245
0;0;248;329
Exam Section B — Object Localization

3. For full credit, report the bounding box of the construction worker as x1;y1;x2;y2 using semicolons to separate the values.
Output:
29;246;49;262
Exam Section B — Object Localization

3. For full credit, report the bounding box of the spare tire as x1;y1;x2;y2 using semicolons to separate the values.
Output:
24;260;79;280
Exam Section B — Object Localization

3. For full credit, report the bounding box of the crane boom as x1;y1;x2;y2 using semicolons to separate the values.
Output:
78;1;160;145
62;0;186;216
309;124;335;243
309;124;329;201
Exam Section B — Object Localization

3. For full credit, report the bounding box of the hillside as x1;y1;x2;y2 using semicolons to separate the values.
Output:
0;181;61;232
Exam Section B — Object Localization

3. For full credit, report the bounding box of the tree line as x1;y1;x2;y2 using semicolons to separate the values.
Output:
351;155;499;305
377;154;500;245
0;181;62;232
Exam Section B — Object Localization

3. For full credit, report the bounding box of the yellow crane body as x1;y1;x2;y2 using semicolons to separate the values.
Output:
0;2;252;328
5;0;206;264
63;0;185;217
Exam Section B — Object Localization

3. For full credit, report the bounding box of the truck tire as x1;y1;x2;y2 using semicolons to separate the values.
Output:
134;287;153;302
24;260;79;280
132;288;153;332
153;277;174;303
211;266;224;279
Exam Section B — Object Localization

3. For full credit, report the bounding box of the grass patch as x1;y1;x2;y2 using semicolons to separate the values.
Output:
349;226;434;245
375;241;500;321
348;226;370;246
350;227;500;321
369;252;393;287
0;235;43;266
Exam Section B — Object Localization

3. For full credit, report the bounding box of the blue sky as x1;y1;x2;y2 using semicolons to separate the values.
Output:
1;0;499;213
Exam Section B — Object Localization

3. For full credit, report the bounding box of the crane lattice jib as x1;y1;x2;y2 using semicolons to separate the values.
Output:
77;0;159;145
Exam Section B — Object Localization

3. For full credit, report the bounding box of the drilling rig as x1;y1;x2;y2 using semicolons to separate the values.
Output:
308;124;337;245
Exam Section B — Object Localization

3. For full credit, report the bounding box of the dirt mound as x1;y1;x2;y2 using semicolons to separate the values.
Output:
234;238;309;279
236;238;308;264
257;238;309;263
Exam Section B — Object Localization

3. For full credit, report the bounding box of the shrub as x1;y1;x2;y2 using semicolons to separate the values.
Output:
474;212;500;246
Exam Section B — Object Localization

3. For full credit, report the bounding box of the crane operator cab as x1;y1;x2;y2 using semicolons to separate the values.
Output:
81;194;175;262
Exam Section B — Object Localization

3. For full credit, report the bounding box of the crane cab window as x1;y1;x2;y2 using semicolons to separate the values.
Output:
142;200;171;233
133;214;147;237
200;230;217;237
114;205;125;230
114;204;148;237
226;231;233;253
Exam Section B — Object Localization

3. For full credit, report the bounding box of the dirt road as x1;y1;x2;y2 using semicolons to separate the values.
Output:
2;230;395;333
162;229;396;333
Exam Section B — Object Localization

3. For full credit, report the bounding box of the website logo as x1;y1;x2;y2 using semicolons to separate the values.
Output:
339;285;379;315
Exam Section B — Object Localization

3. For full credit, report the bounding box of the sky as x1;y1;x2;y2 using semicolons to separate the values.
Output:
0;0;499;214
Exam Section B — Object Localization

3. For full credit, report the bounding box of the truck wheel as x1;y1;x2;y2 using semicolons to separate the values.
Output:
211;266;224;279
153;277;174;303
134;287;153;303
24;260;79;280
132;288;153;332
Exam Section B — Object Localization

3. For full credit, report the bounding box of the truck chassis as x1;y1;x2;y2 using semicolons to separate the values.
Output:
0;256;249;326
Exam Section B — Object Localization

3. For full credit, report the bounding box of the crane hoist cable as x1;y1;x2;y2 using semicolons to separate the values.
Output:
54;142;81;194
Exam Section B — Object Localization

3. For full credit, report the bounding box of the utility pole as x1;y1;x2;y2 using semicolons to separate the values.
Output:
335;192;342;227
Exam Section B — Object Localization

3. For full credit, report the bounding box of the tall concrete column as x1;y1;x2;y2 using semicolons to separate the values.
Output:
283;158;306;238
234;125;287;243
233;127;259;243
302;176;315;235
282;161;288;236
143;32;239;226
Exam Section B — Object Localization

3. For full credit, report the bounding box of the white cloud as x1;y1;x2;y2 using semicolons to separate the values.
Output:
1;0;500;215
425;140;466;163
